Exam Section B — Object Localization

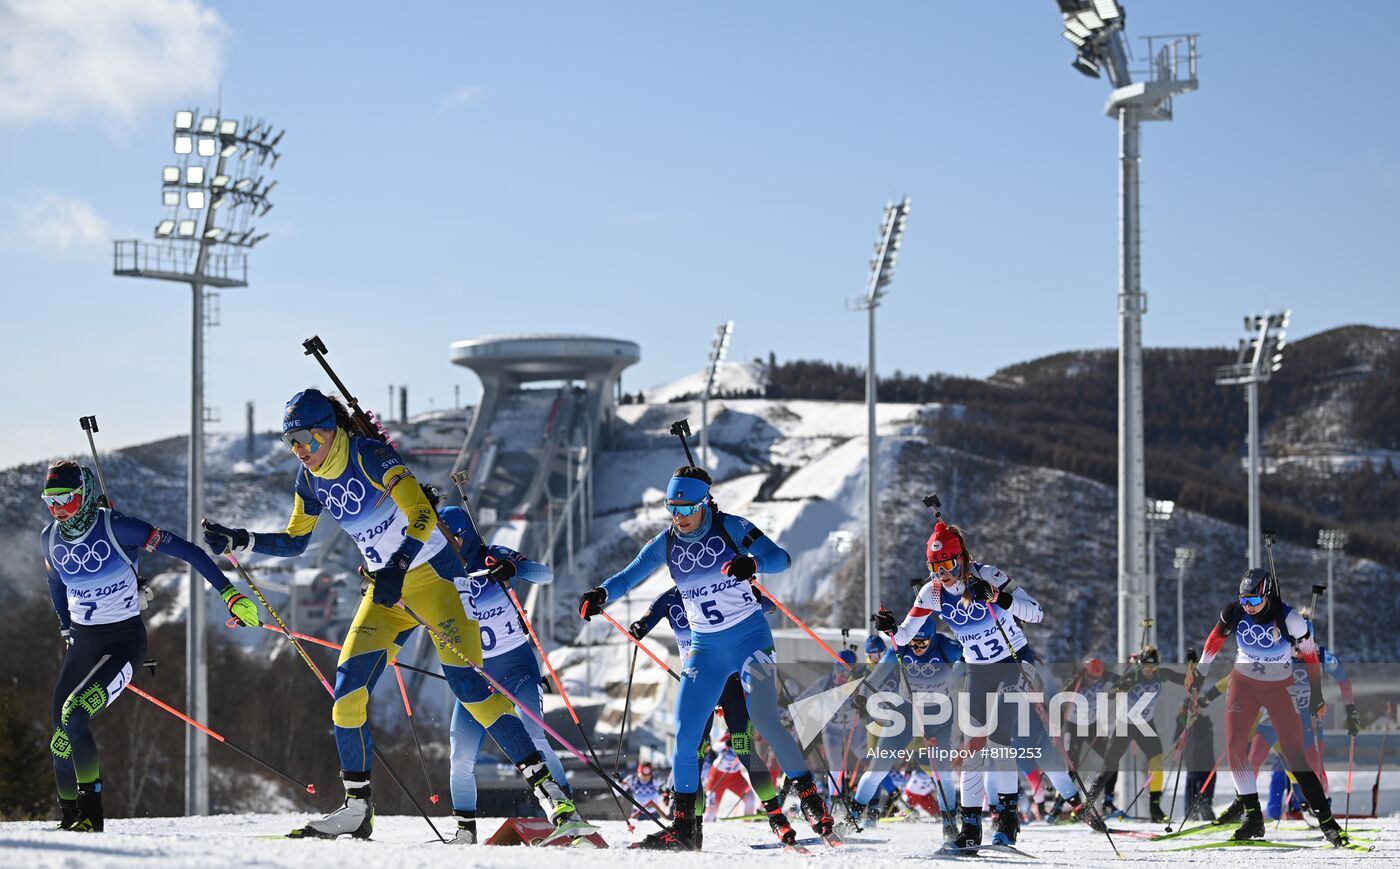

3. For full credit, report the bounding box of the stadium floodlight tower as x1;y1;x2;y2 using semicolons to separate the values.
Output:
113;109;283;816
1054;0;1199;663
1214;310;1290;570
1144;499;1173;650
1172;546;1195;662
848;197;911;632
700;320;734;470
1317;529;1347;652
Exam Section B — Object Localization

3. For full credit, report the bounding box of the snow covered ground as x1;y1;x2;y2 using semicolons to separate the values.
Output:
1;811;1393;868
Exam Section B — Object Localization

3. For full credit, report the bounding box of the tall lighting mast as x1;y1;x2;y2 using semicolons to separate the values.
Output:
1052;0;1198;663
849;197;910;632
700;320;733;470
1215;311;1290;570
113;109;283;815
1317;529;1347;653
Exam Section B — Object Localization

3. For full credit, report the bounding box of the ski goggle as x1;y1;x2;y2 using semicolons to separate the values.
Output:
929;557;961;575
41;490;81;507
908;637;931;649
280;428;323;452
1239;594;1265;607
665;502;703;517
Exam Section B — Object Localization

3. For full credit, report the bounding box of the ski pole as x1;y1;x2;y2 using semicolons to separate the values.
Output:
394;600;672;831
752;582;852;671
598;610;680;681
221;547;446;842
773;674;860;828
393;663;440;805
1344;732;1355;834
615;644;638;777
359;567;636;832
1372;703;1390;819
234;620;448;682
128;684;315;794
78;416;113;506
1029;699;1120;857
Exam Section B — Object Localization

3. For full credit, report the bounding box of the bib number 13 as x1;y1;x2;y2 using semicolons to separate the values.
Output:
969;637;1005;662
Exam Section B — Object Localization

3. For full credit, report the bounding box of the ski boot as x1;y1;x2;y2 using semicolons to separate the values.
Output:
944;808;982;855
448;811;476;845
1102;795;1127;821
289;772;373;839
1148;790;1166;823
991;792;1020;846
834;800;865;835
1214;794;1245;826
1231;794;1265;841
55;797;79;831
1044;794;1067;824
794;773;839;845
941;810;959;846
1318;814;1350;848
634;791;699;850
764;797;798;847
1067;794;1107;833
69;780;103;833
522;758;594;844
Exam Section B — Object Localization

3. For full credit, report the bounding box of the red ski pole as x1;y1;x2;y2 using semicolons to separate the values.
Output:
752;582;852;671
598;610;680;681
128;684;315;794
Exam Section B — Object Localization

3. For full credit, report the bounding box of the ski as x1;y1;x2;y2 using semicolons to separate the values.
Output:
1167;837;1374;852
540;818;602;845
933;843;1036;859
1154;821;1235;840
750;835;881;850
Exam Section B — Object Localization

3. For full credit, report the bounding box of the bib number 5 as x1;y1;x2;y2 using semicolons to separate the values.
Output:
700;600;724;626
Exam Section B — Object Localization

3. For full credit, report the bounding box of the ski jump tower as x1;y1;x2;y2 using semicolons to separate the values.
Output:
450;334;639;560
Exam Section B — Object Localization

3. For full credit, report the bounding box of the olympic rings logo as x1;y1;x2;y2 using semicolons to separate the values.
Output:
1237;623;1279;647
467;575;492;602
668;603;690;629
903;660;946;678
670;535;727;574
52;540;113;573
940;600;987;626
318;479;366;520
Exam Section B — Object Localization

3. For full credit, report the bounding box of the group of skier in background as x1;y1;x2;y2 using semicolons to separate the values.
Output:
38;372;1371;853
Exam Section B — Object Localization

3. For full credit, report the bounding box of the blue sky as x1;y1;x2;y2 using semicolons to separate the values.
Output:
3;1;1397;467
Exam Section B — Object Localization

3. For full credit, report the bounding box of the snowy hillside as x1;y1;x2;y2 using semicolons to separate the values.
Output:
643;360;767;404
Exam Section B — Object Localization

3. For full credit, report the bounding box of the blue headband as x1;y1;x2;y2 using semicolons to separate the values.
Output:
665;476;709;503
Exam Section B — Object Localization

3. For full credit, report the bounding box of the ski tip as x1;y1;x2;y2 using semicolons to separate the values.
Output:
305;784;316;794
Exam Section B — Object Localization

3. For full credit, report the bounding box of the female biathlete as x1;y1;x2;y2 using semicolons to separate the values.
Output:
877;520;1044;854
436;504;576;844
203;389;578;840
42;461;260;831
579;465;835;851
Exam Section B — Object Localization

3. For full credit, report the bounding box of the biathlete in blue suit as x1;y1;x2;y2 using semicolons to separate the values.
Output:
628;583;799;845
578;465;834;851
846;623;964;841
41;461;260;832
437;505;572;844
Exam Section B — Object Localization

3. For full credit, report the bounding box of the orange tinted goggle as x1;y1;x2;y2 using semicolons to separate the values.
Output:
928;557;961;574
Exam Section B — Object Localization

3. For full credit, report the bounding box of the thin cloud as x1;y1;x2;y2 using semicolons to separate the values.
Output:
441;84;486;111
18;192;112;253
0;0;227;127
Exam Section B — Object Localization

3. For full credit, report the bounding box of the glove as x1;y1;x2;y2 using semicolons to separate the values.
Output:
203;521;250;555
874;608;898;635
1346;703;1361;737
369;553;412;607
722;555;758;581
484;556;517;586
628;619;650;641
578;587;607;620
221;586;260;627
61;627;73;648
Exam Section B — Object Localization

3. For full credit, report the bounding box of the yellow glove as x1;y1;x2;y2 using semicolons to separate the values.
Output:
221;586;260;627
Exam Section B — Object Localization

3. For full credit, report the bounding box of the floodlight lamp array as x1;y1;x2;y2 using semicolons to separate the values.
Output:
1317;529;1348;551
868;196;911;300
1058;0;1125;78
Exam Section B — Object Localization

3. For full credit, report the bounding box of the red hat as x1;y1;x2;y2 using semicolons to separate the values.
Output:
926;522;963;563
